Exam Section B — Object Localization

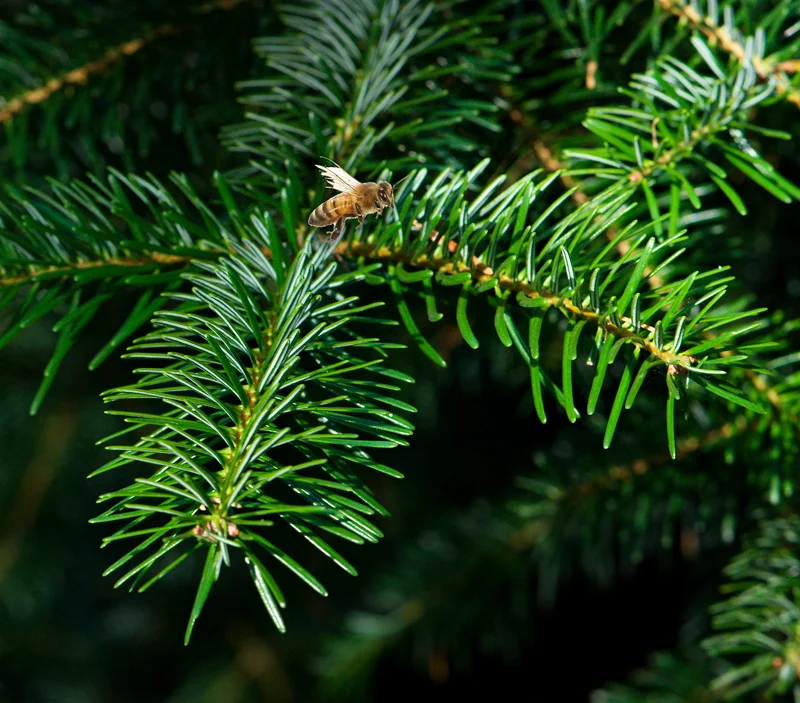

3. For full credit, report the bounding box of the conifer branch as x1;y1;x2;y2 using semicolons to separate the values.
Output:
325;158;775;451
704;514;800;698
337;237;688;369
655;0;800;109
222;0;507;190
507;105;663;284
2;0;798;675
0;171;242;410
93;236;415;640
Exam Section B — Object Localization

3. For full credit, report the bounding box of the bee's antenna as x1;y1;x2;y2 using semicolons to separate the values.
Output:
392;172;412;191
390;173;411;221
317;156;347;169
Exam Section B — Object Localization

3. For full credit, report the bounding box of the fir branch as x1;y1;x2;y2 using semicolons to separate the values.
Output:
334;161;772;450
339;234;689;369
516;36;800;451
703;513;800;699
655;0;800;109
0;252;190;288
0;171;241;411
508;106;665;286
92;235;414;641
222;0;510;191
566;53;799;215
507;31;800;303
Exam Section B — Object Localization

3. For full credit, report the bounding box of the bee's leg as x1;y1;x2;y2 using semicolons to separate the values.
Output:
331;217;347;263
317;218;343;244
355;203;364;227
332;217;346;241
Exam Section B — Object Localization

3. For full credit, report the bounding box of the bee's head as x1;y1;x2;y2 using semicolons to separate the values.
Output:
377;181;394;208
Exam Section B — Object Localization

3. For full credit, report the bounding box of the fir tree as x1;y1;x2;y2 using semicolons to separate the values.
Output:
2;0;800;700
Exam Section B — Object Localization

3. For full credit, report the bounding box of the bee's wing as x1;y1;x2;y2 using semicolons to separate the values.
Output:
316;163;361;193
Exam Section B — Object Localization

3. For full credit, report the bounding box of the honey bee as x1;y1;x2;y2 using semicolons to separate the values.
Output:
308;163;404;243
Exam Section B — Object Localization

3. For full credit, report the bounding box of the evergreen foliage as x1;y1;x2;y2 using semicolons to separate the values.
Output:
2;0;800;699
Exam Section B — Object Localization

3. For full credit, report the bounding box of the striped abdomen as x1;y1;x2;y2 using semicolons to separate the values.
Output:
308;194;358;227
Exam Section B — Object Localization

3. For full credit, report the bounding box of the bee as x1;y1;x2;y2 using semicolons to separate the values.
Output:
308;163;404;243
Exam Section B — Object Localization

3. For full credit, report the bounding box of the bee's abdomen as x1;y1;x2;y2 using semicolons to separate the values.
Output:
308;195;353;227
